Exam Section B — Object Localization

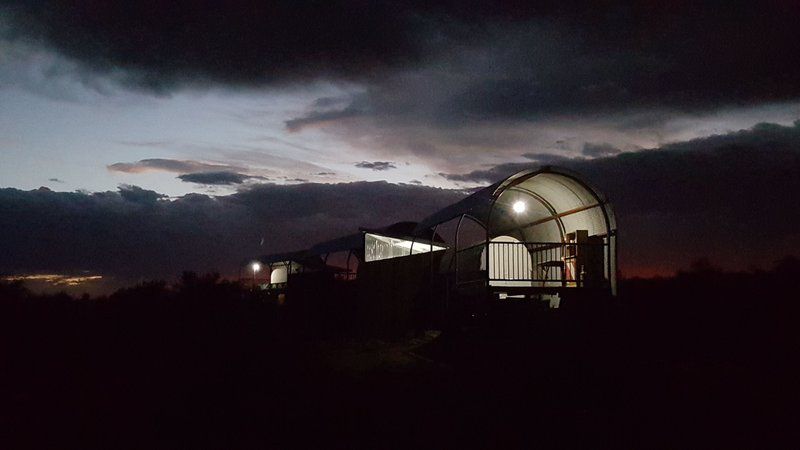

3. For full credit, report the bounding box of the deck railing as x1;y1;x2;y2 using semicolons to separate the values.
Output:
455;241;609;286
489;241;608;285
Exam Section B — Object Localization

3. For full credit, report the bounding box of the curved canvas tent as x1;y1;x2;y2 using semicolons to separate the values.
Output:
308;221;446;264
414;166;617;296
246;165;617;328
255;251;325;286
414;166;615;240
250;222;447;289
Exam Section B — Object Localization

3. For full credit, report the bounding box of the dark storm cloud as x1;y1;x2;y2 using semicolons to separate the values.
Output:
118;184;167;204
117;140;173;148
446;121;800;185
582;121;800;220
0;181;464;283
521;152;575;164
285;93;371;131
0;0;432;89
48;178;64;183
439;163;530;183
582;143;622;158
441;152;573;182
4;1;800;114
354;161;397;171
285;105;366;132
312;96;351;109
431;3;800;122
178;171;259;186
107;158;244;174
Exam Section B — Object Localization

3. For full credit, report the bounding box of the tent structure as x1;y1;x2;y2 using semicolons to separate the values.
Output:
245;166;617;329
249;222;446;288
411;166;617;298
309;221;445;264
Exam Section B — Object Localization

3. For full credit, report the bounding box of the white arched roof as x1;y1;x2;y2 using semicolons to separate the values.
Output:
414;166;616;242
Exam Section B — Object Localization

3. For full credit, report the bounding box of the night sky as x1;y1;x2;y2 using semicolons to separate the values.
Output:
1;1;799;291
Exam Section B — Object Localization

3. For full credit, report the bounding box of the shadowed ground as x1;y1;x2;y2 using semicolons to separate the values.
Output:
2;261;799;449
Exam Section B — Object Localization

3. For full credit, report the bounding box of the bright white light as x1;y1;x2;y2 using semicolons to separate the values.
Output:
251;262;261;272
512;201;526;213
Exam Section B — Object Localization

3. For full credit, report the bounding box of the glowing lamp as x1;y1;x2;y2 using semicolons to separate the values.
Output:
251;262;261;272
512;200;526;213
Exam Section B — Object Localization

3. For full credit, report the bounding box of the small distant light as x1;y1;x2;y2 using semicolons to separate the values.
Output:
512;200;526;213
251;262;261;272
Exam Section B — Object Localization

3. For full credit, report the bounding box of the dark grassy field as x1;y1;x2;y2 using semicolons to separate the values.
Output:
2;260;799;449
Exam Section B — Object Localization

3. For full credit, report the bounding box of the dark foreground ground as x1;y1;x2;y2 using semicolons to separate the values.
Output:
2;260;800;449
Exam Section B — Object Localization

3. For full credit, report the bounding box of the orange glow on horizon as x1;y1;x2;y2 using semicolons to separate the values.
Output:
2;274;103;286
618;265;675;279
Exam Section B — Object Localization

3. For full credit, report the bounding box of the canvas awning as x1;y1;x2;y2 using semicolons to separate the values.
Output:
413;166;616;242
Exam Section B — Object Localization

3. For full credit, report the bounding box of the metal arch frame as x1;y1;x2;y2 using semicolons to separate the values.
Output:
498;185;567;241
485;187;569;290
424;215;486;317
345;249;353;277
282;260;291;284
410;232;448;257
413;166;615;241
484;166;617;298
429;223;440;316
488;168;615;237
540;168;617;293
323;250;357;280
454;213;487;285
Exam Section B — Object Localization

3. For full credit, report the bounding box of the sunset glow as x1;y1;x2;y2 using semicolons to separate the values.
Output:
2;274;103;286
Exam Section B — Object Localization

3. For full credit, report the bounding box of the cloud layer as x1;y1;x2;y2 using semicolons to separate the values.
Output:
5;1;800;110
107;158;244;174
0;181;464;284
2;122;799;284
177;172;261;186
354;161;397;171
5;0;800;185
2;0;431;89
444;121;800;274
